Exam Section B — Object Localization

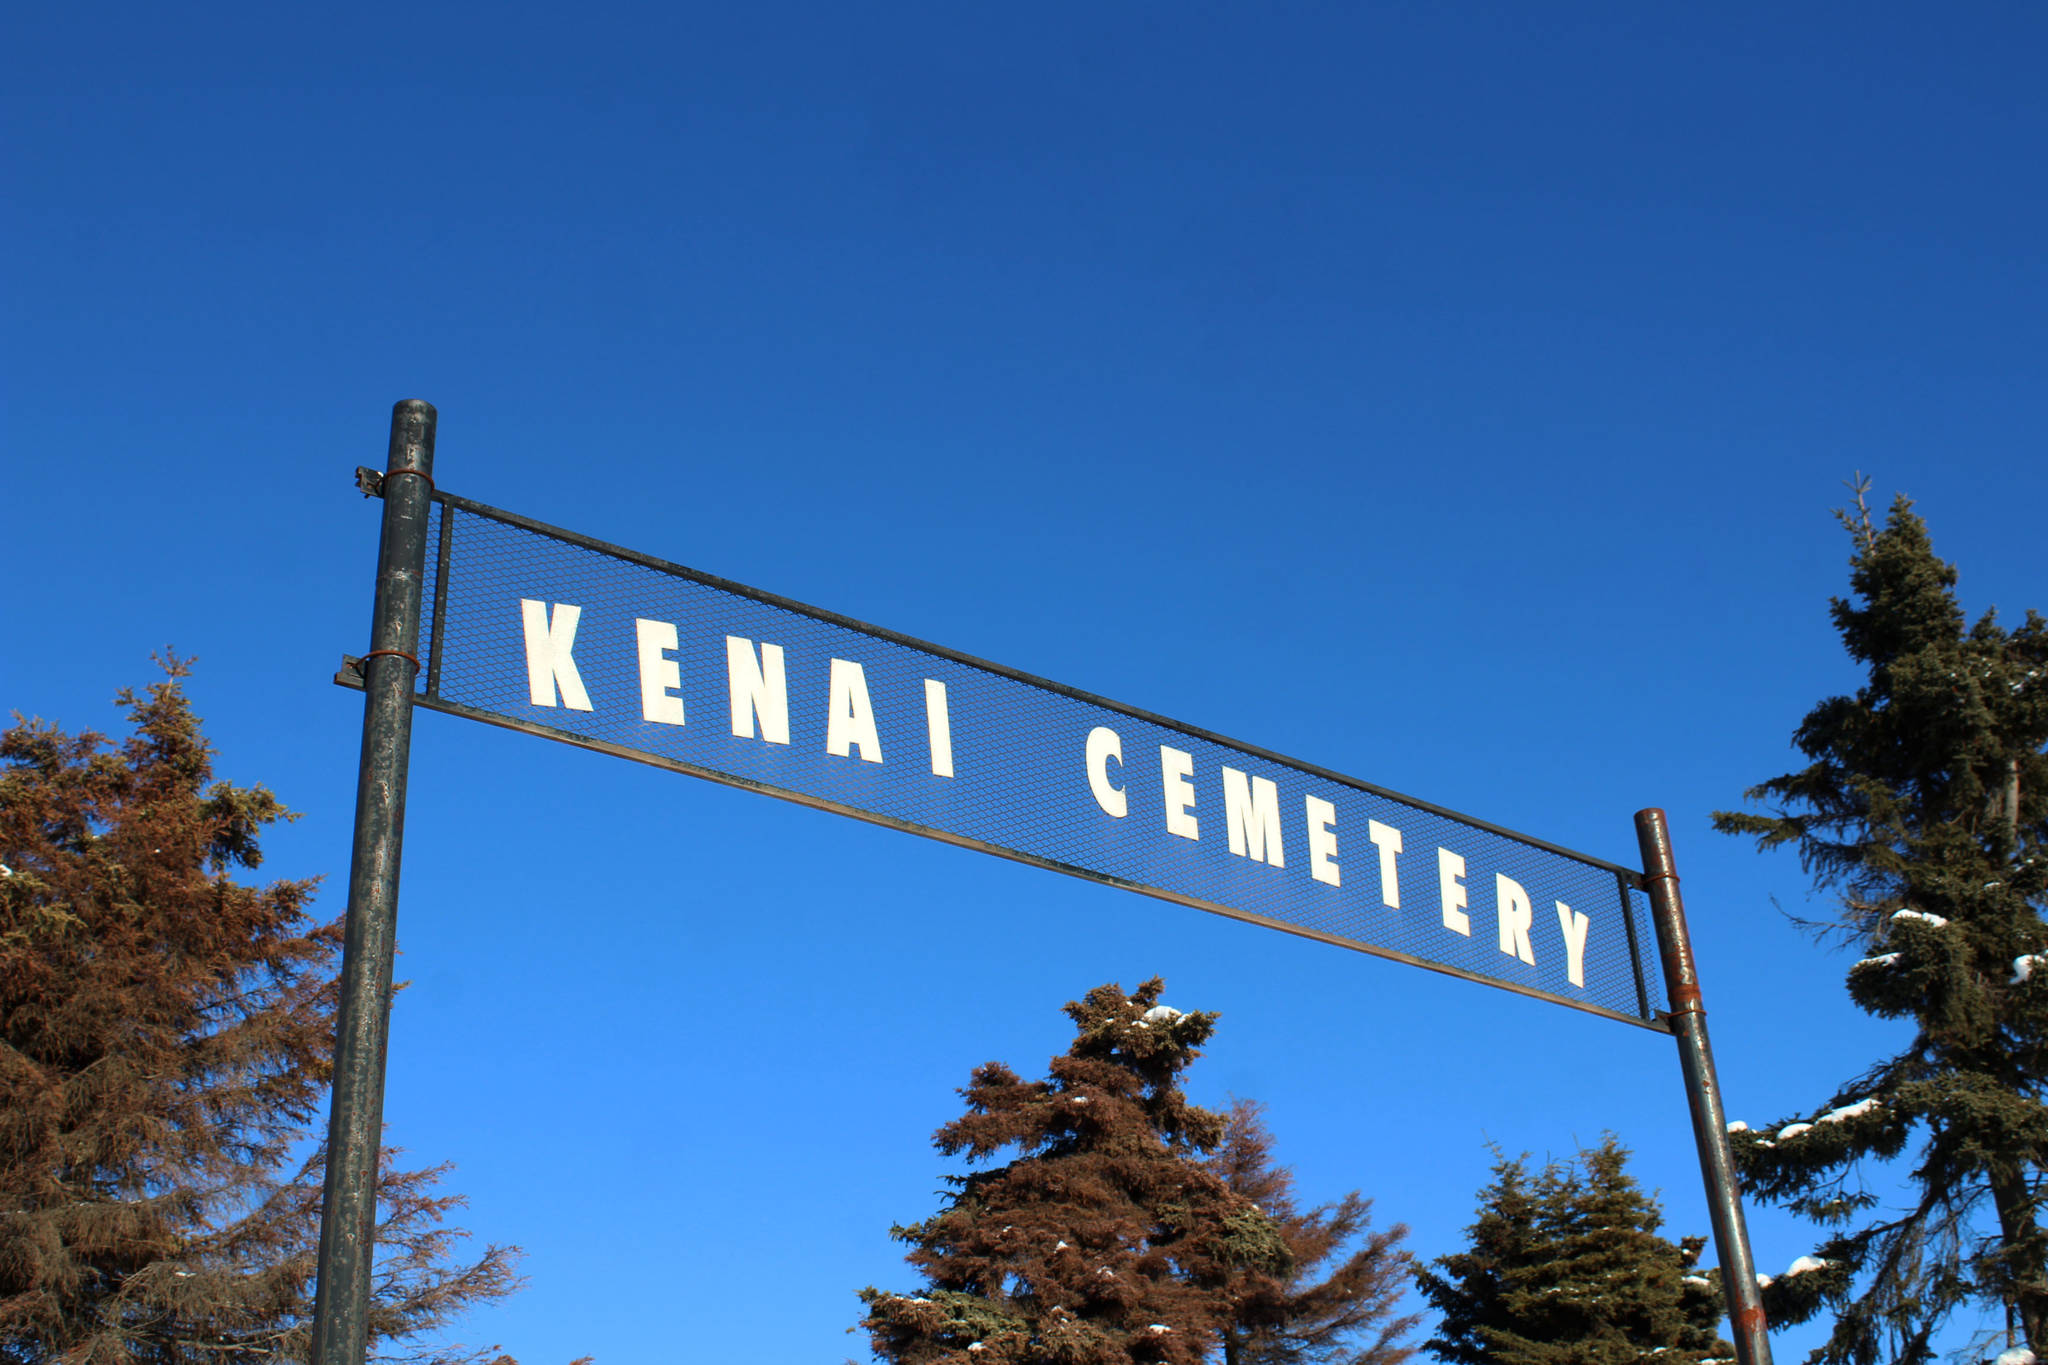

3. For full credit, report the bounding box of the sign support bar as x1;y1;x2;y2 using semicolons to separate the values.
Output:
311;400;438;1365
1636;808;1773;1365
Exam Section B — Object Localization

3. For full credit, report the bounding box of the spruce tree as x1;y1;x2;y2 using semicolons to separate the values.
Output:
1206;1100;1417;1365
1415;1137;1732;1365
1712;485;2048;1365
0;663;535;1364
860;979;1402;1365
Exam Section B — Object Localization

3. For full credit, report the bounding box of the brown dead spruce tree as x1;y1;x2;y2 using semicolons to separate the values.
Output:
0;662;543;1365
1206;1101;1417;1365
858;978;1415;1365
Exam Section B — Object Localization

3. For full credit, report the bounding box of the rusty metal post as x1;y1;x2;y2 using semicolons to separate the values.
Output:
1636;808;1773;1365
311;400;438;1365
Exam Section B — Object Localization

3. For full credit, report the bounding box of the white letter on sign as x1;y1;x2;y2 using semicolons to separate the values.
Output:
924;680;954;777
1221;766;1284;867
1086;727;1127;818
1438;848;1471;936
1367;819;1403;909
726;636;790;744
1161;746;1199;840
635;619;685;726
521;599;594;712
1557;902;1590;987
826;658;883;762
1495;873;1536;965
1306;795;1340;887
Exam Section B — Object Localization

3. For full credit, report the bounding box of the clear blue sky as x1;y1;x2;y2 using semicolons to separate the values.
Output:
5;4;2043;1361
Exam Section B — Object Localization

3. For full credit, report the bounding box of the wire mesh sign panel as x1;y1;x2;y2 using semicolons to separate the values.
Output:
347;489;1665;1031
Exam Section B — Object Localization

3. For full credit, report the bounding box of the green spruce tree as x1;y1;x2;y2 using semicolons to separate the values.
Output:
1415;1137;1731;1365
0;663;543;1364
860;979;1401;1365
1712;484;2048;1365
1413;1151;1544;1365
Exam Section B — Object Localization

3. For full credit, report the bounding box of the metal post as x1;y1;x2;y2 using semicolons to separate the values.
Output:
1635;808;1773;1365
311;400;438;1365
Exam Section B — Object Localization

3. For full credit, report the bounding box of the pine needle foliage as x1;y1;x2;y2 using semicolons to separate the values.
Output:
1711;486;2048;1365
1414;1137;1731;1365
858;979;1413;1365
1206;1100;1418;1365
0;662;537;1365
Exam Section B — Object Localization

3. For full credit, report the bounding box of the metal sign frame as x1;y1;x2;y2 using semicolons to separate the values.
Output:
355;484;1666;1031
308;401;1772;1365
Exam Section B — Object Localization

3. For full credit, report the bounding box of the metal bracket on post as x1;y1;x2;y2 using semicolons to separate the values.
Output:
311;402;438;1365
1636;808;1773;1365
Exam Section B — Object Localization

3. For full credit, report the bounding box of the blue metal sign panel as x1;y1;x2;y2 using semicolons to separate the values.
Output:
348;490;1663;1030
